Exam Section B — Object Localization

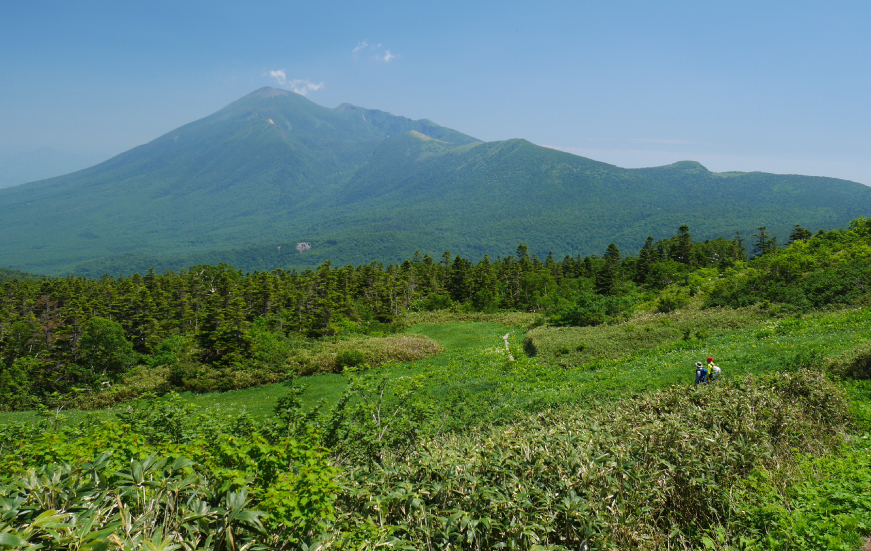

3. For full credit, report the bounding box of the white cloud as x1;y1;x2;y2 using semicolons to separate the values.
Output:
352;40;398;63
265;69;324;96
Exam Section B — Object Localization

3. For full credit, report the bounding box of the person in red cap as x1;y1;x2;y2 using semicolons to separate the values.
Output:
707;356;721;382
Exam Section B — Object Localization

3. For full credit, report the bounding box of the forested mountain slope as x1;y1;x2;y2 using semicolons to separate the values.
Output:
0;88;869;276
0;88;479;275
0;267;40;283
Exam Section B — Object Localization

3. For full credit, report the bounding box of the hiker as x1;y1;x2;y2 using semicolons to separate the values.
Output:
707;356;721;382
694;361;708;385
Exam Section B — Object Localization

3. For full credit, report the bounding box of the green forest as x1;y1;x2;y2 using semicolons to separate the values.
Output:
1;218;871;550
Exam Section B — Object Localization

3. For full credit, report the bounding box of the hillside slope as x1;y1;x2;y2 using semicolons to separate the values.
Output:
1;88;869;276
0;88;479;274
279;135;871;267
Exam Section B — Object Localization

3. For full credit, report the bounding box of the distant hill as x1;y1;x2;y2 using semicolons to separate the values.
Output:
0;267;41;282
1;87;869;276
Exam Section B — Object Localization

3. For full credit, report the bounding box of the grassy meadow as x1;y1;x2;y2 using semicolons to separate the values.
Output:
3;301;866;433
2;278;871;549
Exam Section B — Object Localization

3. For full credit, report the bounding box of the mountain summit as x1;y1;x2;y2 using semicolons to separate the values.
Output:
1;88;869;276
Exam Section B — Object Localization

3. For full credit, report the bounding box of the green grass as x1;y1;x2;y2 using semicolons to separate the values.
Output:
3;307;869;431
289;321;512;412
174;375;346;419
522;305;871;403
4;309;871;550
403;321;510;350
0;321;513;426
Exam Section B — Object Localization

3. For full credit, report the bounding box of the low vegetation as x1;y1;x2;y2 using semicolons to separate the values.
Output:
2;217;871;548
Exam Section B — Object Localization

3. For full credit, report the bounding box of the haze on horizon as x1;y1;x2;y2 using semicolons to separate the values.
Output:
1;0;869;187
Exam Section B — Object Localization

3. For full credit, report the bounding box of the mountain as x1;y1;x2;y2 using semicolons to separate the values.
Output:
1;87;869;276
0;88;479;274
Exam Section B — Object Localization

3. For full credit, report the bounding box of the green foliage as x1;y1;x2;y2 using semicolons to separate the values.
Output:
828;344;871;380
77;316;137;381
323;368;433;465
731;442;871;550
0;394;339;549
706;219;871;310
2;216;871;548
335;349;366;370
326;370;849;550
7;216;869;411
0;453;267;551
0;267;40;282
412;293;453;311
656;293;689;313
549;291;641;327
0;358;39;412
2;307;871;549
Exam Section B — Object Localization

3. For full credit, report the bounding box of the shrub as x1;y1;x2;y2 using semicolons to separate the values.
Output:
335;350;366;371
0;358;40;411
72;365;173;410
77;317;138;381
397;310;540;328
291;334;445;375
784;348;824;372
829;344;871;380
549;291;641;327
522;335;537;357
656;294;688;314
330;370;849;550
411;293;453;311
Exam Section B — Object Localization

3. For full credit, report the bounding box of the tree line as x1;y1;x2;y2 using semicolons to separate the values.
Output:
1;222;827;408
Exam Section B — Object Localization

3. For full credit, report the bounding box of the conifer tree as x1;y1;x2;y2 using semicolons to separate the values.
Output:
788;224;813;244
596;243;621;295
753;226;778;256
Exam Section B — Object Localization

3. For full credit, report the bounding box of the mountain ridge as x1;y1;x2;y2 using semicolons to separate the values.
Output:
1;87;869;276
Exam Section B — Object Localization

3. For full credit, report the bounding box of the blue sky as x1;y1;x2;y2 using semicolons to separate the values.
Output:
1;0;869;185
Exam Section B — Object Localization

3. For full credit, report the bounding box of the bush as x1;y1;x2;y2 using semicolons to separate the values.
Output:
335;350;366;371
656;294;689;314
72;365;173;410
784;349;825;372
412;293;453;311
397;310;540;328
289;334;445;375
0;358;40;411
549;291;641;327
829;344;871;380
78;317;138;381
522;335;537;357
330;370;849;550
